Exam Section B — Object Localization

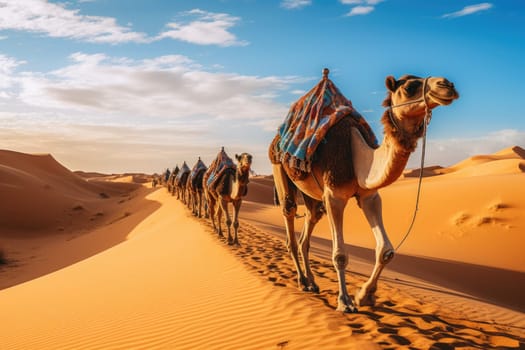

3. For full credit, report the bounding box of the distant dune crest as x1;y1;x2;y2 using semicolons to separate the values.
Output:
404;145;525;178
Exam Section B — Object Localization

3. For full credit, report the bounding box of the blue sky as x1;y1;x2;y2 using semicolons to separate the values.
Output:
1;0;524;174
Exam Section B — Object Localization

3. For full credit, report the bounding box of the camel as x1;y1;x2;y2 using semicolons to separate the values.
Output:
203;148;252;245
188;157;208;218
174;162;190;203
167;166;179;195
269;69;459;312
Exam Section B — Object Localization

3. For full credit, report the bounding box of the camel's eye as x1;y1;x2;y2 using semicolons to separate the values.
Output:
404;81;421;95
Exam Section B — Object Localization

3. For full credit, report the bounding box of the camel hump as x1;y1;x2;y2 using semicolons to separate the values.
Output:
206;148;236;190
273;71;371;172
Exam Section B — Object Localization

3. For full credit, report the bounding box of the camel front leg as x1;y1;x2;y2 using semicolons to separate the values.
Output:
272;164;309;291
323;190;357;313
298;195;324;293
207;195;219;233
218;197;233;244
355;192;394;307
231;199;242;245
215;197;225;237
197;192;203;218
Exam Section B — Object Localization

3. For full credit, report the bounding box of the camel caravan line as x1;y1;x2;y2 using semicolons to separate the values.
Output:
160;69;459;313
160;148;253;246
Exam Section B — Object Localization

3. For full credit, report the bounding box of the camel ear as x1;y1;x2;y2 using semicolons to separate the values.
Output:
235;154;240;161
385;76;397;92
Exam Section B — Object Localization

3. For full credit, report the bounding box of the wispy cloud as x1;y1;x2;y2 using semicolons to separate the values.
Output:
341;0;384;17
0;0;148;43
12;52;299;122
0;51;306;173
280;0;312;9
0;2;248;47
157;9;248;47
442;3;493;18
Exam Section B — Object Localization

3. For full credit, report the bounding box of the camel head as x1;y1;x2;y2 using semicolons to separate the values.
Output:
383;75;459;132
235;153;253;173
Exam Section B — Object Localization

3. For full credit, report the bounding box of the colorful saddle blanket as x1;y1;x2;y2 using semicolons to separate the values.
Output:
274;75;378;172
189;159;207;187
175;162;190;185
190;159;207;179
206;149;235;189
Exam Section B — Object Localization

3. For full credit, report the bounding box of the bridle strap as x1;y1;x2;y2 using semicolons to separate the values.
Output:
387;77;431;134
389;77;432;252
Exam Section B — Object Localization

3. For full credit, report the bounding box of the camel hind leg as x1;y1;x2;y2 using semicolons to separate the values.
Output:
355;192;394;307
298;194;324;293
272;164;309;291
323;189;357;313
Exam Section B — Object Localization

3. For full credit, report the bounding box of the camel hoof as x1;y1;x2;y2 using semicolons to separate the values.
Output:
309;284;320;294
337;304;358;314
355;288;376;307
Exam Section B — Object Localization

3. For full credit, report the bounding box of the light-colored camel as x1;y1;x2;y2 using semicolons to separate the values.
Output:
204;148;252;245
269;70;459;312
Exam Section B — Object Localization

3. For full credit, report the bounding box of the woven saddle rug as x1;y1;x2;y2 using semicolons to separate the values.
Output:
206;149;236;190
189;159;207;187
175;162;190;186
270;75;378;173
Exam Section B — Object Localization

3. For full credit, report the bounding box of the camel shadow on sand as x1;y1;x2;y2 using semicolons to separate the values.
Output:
197;217;525;350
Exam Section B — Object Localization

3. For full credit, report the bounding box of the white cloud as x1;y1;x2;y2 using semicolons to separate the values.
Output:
340;0;383;4
0;0;148;43
341;0;383;17
281;0;312;9
0;51;305;174
346;6;375;16
0;54;25;89
7;51;302;126
157;9;248;47
442;3;493;18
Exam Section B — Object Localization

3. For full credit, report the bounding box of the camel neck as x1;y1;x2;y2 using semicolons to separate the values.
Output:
231;168;249;199
351;110;424;190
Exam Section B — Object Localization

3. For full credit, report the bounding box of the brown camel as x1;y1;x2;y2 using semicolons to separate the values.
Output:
203;148;252;245
167;166;179;195
269;69;459;312
174;162;190;203
188;157;208;218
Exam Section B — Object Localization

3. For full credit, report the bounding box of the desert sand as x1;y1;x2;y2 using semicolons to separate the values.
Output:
0;147;524;349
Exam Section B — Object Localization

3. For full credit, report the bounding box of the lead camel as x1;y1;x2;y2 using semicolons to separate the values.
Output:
269;69;459;312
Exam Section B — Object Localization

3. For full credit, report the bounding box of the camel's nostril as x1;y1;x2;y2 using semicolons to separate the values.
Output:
438;79;454;88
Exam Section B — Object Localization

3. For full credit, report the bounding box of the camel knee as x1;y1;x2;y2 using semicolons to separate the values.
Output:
282;194;297;218
333;252;348;270
226;219;232;227
233;221;239;229
313;202;325;221
380;249;395;264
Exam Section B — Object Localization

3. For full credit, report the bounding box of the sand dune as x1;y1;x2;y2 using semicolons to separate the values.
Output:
1;148;524;349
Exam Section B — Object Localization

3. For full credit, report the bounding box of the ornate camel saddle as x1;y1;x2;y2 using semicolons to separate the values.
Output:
270;69;378;173
175;162;190;186
189;158;207;187
206;148;236;189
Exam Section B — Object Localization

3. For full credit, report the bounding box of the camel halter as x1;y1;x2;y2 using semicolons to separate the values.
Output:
387;77;431;252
